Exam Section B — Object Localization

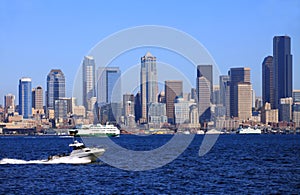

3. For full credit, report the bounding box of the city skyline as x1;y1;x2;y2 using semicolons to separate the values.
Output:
1;1;299;104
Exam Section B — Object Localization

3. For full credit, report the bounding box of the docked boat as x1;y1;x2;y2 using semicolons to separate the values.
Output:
70;123;120;137
48;140;105;163
237;126;261;134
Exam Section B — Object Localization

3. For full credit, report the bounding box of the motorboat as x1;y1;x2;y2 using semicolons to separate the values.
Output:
48;140;105;163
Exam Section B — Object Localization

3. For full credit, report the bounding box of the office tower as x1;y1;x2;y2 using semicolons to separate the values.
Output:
251;89;256;108
140;52;158;121
148;102;167;128
273;36;293;109
174;97;195;124
219;75;230;106
97;67;121;103
191;88;197;102
197;76;211;123
212;85;220;105
165;80;183;124
46;69;66;110
262;56;274;106
189;104;199;128
293;90;300;103
293;104;300;128
32;86;43;112
197;65;213;100
4;94;15;114
229;67;251;119
123;93;135;116
158;91;165;103
235;83;252;121
261;102;278;124
82;56;96;111
134;92;142;123
54;98;68;125
19;77;32;118
279;97;293;122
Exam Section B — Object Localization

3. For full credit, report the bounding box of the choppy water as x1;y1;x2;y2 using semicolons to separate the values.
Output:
0;135;299;194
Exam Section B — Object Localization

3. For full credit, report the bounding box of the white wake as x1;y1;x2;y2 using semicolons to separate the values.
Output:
0;157;92;165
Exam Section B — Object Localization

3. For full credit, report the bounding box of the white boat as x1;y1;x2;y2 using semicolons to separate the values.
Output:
237;126;261;134
48;140;105;163
70;123;120;137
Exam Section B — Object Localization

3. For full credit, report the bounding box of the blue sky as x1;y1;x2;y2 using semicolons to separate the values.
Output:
0;0;299;104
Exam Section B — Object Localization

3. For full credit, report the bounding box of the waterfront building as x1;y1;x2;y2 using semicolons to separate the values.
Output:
165;80;183;124
4;94;15;114
279;97;293;122
262;56;274;107
82;56;96;111
261;102;278;124
46;69;65;111
18;77;32;118
273;36;293;109
140;52;158;122
97;67;121;103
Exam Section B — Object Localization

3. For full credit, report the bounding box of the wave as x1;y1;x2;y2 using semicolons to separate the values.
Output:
0;157;92;165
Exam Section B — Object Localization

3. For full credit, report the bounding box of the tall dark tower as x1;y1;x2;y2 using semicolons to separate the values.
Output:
262;56;274;107
273;36;293;109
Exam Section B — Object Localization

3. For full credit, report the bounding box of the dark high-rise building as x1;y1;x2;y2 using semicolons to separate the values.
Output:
134;91;142;123
229;67;251;118
165;80;183;124
19;77;32;118
219;75;230;106
273;36;293;109
46;69;66;111
262;56;274;107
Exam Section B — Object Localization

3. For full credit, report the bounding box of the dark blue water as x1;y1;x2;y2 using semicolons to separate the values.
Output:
0;135;299;194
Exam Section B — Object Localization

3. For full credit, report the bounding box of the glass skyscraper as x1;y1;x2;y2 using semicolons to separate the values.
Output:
97;67;121;103
273;36;293;109
82;56;96;111
46;69;66;110
19;77;32;118
262;56;274;107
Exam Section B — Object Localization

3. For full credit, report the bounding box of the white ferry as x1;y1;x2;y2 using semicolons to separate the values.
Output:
70;123;120;137
237;126;261;134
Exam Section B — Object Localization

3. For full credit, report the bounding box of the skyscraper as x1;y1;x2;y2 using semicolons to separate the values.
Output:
197;65;213;101
19;77;32;118
219;75;230;106
273;36;293;109
229;67;251;119
262;56;274;107
32;86;43;110
140;52;158;121
97;67;121;103
82;56;96;111
4;94;15;114
46;69;66;111
165;80;183;124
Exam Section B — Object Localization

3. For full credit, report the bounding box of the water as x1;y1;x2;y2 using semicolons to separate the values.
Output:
0;135;299;194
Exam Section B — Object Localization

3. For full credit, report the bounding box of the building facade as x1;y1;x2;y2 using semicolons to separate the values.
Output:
262;56;274;107
165;80;183;124
140;52;158;121
82;56;96;111
19;77;32;118
273;36;293;109
4;94;15;114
